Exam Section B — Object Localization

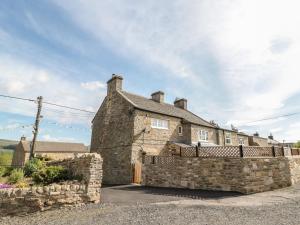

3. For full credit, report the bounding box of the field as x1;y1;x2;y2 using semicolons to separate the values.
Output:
0;139;17;166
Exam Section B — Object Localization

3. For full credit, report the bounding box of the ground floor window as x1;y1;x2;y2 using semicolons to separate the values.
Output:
151;118;169;129
199;130;208;142
225;133;232;144
239;138;245;145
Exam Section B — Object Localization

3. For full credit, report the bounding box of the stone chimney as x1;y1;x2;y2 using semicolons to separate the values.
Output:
268;133;274;140
151;91;164;103
174;98;187;110
107;74;123;94
20;136;26;141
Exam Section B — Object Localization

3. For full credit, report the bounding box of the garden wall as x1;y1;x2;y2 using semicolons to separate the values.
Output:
0;153;102;216
142;156;300;194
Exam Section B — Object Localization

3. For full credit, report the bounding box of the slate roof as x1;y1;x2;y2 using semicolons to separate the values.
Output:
119;91;215;128
20;141;88;153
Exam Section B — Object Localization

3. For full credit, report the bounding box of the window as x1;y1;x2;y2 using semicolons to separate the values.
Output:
151;118;169;129
178;126;183;136
199;130;208;141
225;133;232;144
239;138;245;145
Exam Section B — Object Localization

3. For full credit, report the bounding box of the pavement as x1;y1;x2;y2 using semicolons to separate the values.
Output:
1;183;300;225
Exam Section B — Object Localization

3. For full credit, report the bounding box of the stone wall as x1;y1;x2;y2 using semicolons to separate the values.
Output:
142;156;298;194
287;157;300;184
0;153;102;216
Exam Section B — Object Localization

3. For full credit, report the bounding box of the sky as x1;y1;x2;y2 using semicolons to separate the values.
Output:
0;0;300;145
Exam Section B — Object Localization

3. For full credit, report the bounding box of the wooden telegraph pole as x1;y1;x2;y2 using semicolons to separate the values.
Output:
29;96;43;160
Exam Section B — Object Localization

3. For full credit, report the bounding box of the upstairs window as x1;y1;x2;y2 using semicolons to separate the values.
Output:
178;126;183;136
151;118;169;129
199;130;208;142
225;133;232;144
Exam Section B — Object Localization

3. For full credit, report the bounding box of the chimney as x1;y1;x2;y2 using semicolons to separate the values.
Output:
151;91;164;103
107;74;123;94
20;136;26;141
174;98;187;110
253;132;259;137
268;133;274;140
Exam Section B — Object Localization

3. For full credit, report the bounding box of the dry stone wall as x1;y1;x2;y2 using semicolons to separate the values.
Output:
0;153;102;216
142;156;298;194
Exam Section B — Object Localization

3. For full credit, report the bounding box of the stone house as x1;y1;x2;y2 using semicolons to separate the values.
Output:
91;75;252;184
11;137;89;167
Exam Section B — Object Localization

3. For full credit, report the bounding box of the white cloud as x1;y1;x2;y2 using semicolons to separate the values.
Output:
81;81;105;91
41;134;76;143
0;54;104;124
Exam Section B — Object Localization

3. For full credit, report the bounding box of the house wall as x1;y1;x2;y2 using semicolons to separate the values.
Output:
249;136;269;146
237;135;249;146
90;90;135;184
191;124;217;145
11;143;25;167
132;110;184;162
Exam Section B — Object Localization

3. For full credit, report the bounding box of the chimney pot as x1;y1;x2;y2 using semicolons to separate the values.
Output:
151;91;164;103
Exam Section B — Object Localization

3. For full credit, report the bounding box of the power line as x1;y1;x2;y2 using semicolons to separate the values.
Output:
241;112;300;126
0;93;96;114
0;94;35;102
43;101;95;114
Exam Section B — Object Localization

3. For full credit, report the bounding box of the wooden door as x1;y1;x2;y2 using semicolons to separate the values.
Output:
133;162;142;184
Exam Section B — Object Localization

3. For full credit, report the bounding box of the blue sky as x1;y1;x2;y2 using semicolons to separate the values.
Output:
0;0;300;144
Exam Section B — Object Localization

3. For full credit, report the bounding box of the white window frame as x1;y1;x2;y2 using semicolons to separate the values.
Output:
151;118;169;130
198;130;208;142
239;138;245;145
178;126;183;136
225;132;232;145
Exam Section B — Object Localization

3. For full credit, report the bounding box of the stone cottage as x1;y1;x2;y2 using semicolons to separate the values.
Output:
11;137;89;167
91;75;252;184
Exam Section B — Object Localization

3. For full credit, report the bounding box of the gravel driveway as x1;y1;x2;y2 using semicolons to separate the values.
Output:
1;184;300;225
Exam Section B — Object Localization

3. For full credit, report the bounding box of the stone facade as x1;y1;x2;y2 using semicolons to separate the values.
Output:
91;76;135;184
0;153;102;216
249;136;269;146
91;75;263;184
142;156;300;194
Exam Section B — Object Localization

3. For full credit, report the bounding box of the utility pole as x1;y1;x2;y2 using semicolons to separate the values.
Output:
29;96;43;160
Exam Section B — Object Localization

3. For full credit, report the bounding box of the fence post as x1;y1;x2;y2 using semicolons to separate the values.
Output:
152;156;155;164
272;146;276;157
196;145;199;157
281;146;285;156
179;147;182;157
239;145;244;158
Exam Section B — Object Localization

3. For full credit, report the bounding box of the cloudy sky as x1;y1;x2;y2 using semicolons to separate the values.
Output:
0;0;300;144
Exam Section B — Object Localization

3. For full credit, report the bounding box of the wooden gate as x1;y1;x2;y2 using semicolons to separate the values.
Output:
132;162;142;184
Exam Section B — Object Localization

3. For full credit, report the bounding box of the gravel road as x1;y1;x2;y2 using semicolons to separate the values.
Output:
1;184;300;225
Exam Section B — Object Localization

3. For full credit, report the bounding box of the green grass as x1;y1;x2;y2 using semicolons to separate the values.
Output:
0;139;17;151
0;139;17;166
0;151;13;166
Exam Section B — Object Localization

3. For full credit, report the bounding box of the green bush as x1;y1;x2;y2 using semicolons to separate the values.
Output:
24;158;45;177
32;166;69;185
0;166;5;177
8;169;24;184
0;166;13;177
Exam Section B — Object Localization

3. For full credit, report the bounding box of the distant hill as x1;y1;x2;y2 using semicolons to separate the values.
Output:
0;139;18;151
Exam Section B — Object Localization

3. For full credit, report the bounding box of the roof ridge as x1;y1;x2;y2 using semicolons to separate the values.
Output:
121;90;214;127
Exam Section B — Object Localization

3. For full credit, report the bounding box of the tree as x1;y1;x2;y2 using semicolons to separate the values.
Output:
294;141;300;148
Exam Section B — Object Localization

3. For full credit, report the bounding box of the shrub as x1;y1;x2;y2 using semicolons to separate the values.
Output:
15;180;29;188
0;166;5;177
35;155;53;161
8;169;24;184
24;158;45;177
0;166;13;177
32;166;69;185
